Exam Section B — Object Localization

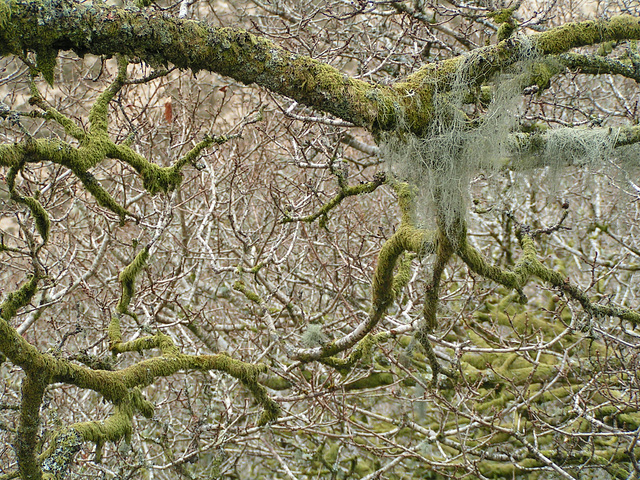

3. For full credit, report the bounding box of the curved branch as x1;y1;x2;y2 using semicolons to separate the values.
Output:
292;183;434;362
282;172;386;225
457;223;640;325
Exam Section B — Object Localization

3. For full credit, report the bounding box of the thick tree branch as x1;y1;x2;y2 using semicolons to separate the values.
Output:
292;182;434;362
3;0;640;134
509;124;640;169
559;52;640;83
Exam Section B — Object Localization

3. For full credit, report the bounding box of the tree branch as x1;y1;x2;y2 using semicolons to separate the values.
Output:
4;0;640;135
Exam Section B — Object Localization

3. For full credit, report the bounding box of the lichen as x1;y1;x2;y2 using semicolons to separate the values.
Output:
41;431;81;479
301;324;327;348
382;38;537;238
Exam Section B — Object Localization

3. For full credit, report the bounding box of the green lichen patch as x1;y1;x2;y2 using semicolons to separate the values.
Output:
42;429;83;478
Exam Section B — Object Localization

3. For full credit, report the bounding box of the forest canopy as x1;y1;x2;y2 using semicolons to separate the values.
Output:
1;0;640;479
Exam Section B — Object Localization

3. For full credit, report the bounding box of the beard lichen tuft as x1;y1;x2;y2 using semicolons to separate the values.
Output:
382;36;537;240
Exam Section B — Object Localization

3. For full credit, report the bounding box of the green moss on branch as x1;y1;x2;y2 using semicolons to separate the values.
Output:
4;1;640;136
29;80;87;141
16;372;48;480
88;56;127;136
0;274;38;322
7;165;50;243
233;280;263;304
282;172;386;225
116;246;150;317
533;15;640;55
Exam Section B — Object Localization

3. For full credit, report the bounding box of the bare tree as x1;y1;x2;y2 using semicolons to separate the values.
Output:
1;0;640;479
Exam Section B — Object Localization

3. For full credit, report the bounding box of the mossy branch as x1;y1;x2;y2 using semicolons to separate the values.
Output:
41;390;153;479
110;144;183;194
510;124;640;170
15;372;48;480
421;229;454;333
518;232;640;324
371;182;433;311
7;0;640;135
233;280;263;304
110;329;279;424
6;165;50;244
28;78;87;142
457;218;640;325
392;252;414;298
320;332;391;374
118;352;280;424
88;56;128;137
0;138;134;221
110;331;179;356
116;246;150;318
457;233;530;296
558;52;640;83
0;278;279;478
114;133;227;195
0;274;39;322
293;183;434;362
40;336;280;476
532;15;640;55
416;226;456;383
282;172;386;225
107;315;122;347
36;47;57;86
172;133;235;171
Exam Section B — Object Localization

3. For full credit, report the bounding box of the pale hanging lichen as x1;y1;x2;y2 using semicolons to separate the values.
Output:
382;35;538;239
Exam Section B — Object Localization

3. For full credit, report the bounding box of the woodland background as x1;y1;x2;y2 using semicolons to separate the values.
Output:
1;0;640;479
